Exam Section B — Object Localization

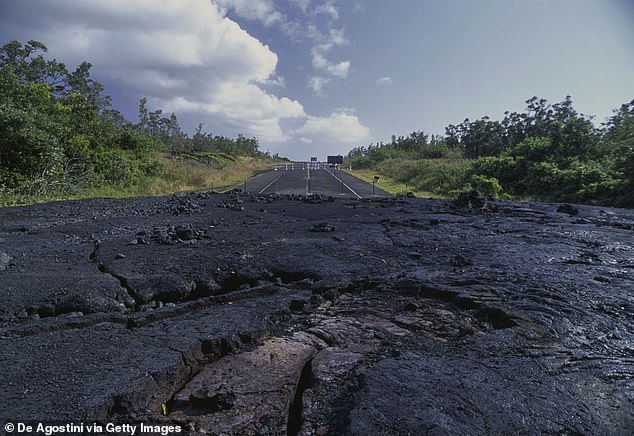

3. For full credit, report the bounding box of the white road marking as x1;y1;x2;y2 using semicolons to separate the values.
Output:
258;174;284;194
324;168;362;199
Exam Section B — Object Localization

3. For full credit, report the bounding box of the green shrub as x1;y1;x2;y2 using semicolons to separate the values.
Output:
367;158;472;197
471;137;620;204
471;175;504;198
88;149;153;187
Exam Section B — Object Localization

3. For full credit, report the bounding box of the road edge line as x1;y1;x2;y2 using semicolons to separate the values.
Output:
324;168;362;199
258;174;285;194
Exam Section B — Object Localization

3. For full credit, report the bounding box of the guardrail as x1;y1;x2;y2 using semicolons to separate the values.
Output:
273;161;346;171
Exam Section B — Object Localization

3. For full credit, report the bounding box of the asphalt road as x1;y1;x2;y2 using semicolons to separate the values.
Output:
243;167;388;198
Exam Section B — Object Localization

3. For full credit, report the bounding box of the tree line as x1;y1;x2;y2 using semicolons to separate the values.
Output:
0;40;262;200
348;96;634;207
135;97;260;157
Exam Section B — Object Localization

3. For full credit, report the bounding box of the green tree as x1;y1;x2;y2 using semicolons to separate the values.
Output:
66;61;111;111
602;99;634;206
0;67;69;188
472;136;616;203
0;40;60;85
445;117;506;158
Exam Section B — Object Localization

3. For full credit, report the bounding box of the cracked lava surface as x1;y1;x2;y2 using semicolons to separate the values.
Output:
0;191;633;435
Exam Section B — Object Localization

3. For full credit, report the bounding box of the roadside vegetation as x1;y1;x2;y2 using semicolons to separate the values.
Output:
348;159;471;198
0;40;277;207
71;154;274;200
347;96;634;207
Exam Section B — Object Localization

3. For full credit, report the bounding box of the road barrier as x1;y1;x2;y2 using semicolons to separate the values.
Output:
273;161;340;171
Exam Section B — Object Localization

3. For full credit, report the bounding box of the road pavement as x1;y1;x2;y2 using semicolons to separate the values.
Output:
243;167;388;198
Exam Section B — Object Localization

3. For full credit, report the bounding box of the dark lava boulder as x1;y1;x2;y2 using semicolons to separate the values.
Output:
127;273;193;304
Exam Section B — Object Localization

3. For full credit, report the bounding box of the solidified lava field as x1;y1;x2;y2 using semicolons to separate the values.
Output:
0;191;633;435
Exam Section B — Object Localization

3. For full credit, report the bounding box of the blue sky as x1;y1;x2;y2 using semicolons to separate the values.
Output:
1;0;632;160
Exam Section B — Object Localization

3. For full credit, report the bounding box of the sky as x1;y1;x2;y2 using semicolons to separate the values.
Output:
1;0;633;160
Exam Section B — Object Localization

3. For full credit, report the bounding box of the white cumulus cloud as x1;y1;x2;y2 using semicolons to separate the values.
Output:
214;0;283;26
277;108;370;158
292;110;370;144
307;27;351;93
311;47;350;79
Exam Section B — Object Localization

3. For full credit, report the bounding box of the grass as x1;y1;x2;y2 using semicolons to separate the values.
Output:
346;157;474;198
140;153;273;195
77;153;275;199
0;152;275;207
345;168;438;198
